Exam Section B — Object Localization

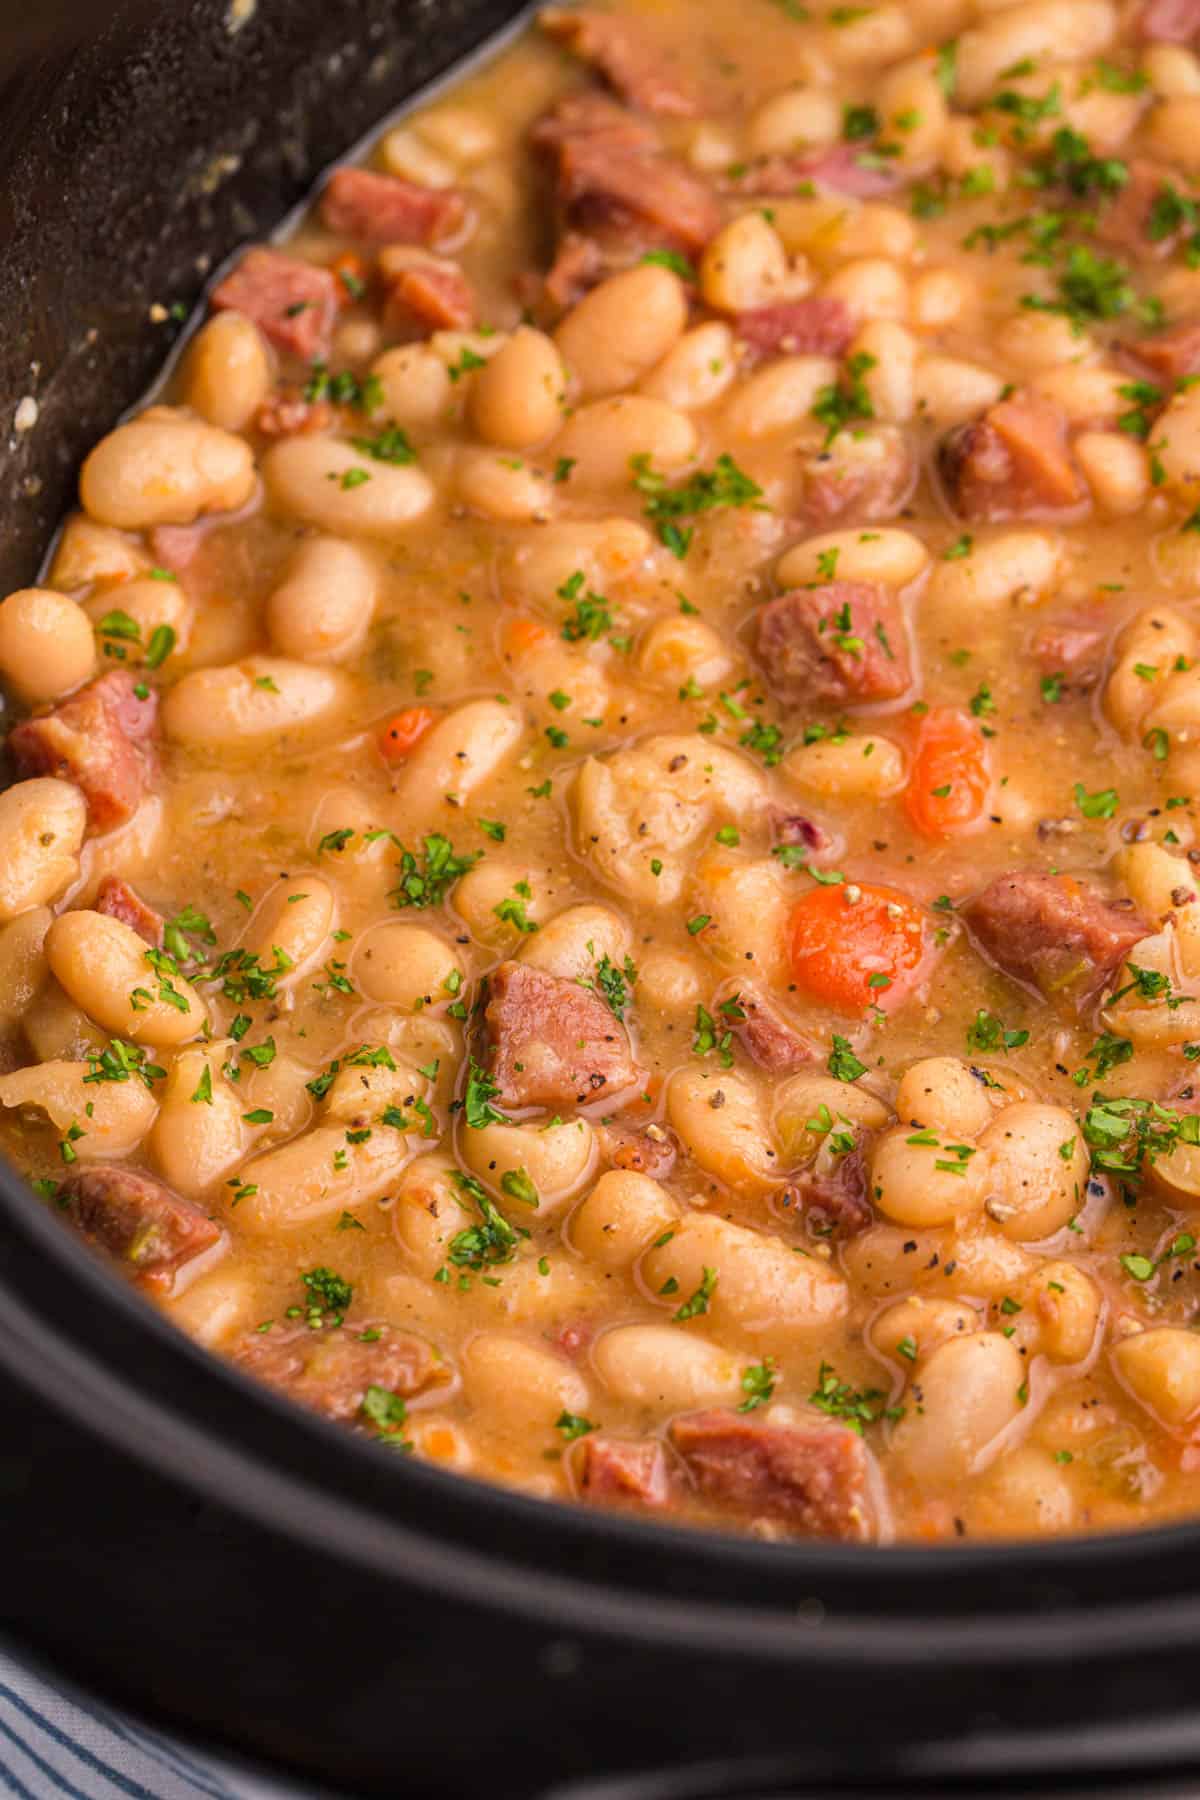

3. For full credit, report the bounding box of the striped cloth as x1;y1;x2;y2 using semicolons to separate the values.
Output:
0;1642;336;1800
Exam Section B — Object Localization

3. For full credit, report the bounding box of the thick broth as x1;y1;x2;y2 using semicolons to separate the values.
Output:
5;0;1200;1542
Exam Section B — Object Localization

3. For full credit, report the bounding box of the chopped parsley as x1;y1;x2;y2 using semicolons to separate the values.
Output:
673;1265;718;1322
390;834;481;909
631;452;764;558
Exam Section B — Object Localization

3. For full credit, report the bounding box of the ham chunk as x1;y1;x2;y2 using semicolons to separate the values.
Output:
940;392;1086;522
533;94;720;303
540;7;699;115
598;1121;678;1180
782;1146;873;1237
577;1434;672;1508
543;233;607;309
253;387;333;438
148;522;207;578
670;1410;872;1540
1098;161;1184;260
1139;0;1200;40
9;669;158;834
795;425;916;529
484;961;643;1110
236;1322;446;1426
734;297;855;359
211;246;339;361
724;987;813;1074
320;167;468;247
56;1166;223;1295
726;144;903;201
379;251;477;336
1032;620;1107;693
95;876;163;946
965;871;1149;1009
755;582;912;710
1123;315;1200;383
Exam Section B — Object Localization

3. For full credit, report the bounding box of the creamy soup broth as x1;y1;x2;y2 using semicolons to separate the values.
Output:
6;0;1200;1542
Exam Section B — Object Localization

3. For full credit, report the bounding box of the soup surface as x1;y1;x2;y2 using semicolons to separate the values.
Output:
13;0;1200;1544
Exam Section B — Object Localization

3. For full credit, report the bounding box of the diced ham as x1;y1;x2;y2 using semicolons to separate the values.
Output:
236;1322;445;1426
56;1166;224;1295
148;523;206;577
253;387;334;438
484;961;643;1110
1123;315;1200;384
1139;0;1200;42
724;986;813;1074
781;1146;874;1237
1032;621;1107;692
1097;160;1184;260
533;94;720;303
965;871;1150;1009
726;144;903;201
755;581;913;710
770;810;840;860
795;425;917;529
734;297;855;359
95;876;163;946
553;1317;600;1358
543;232;608;309
9;669;158;834
320;167;469;248
378;251;477;337
540;6;700;115
939;391;1086;522
211;246;339;360
670;1409;872;1540
577;1434;672;1508
598;1121;679;1180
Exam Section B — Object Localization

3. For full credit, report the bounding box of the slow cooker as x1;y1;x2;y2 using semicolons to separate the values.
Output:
4;3;1200;1793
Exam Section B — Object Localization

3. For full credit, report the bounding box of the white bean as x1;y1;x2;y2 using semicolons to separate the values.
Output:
555;265;688;398
469;327;567;448
568;1171;679;1269
262;436;433;536
978;1103;1087;1241
777;527;927;589
666;1066;779;1190
0;780;86;922
639;323;737;412
243;876;334;981
463;1332;589;1428
591;1323;742;1409
182;312;272;432
1113;1326;1200;1428
550;398;696;488
163;657;349;750
45;909;206;1046
354;922;463;1011
890;1331;1026;1483
640;1211;848;1339
80;408;255;530
0;1058;157;1158
265;538;377;663
389;699;524;822
0;589;95;702
149;1040;248;1198
517;903;631;983
461;1118;596;1216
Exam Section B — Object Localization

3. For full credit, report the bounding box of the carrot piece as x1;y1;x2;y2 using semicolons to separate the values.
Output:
903;707;991;839
330;250;371;306
503;614;552;657
786;880;930;1013
378;706;439;762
